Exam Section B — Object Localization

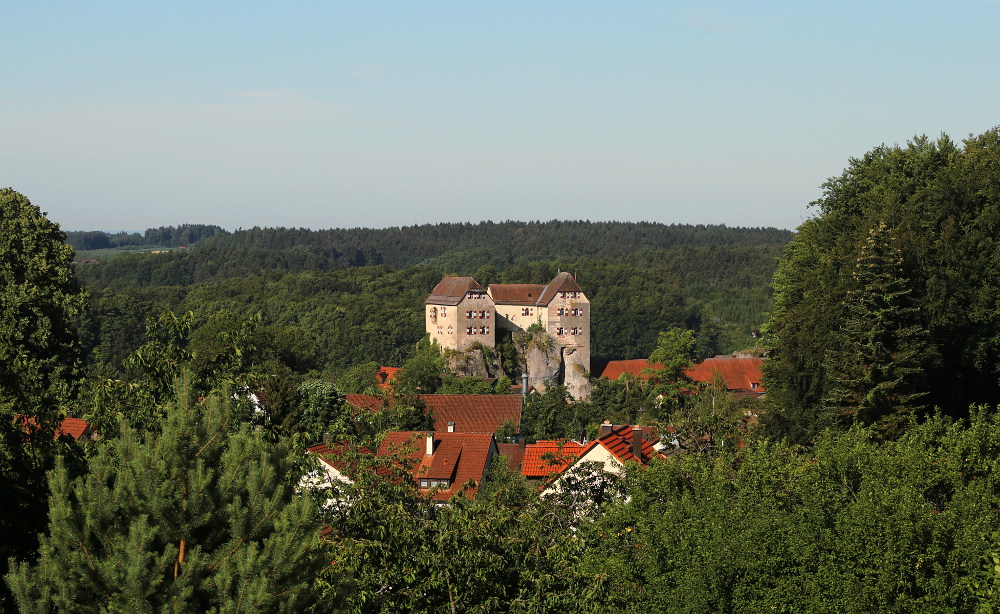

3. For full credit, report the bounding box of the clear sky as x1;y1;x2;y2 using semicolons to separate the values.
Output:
3;1;998;232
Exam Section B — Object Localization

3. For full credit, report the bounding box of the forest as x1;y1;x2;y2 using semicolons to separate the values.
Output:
3;128;1000;612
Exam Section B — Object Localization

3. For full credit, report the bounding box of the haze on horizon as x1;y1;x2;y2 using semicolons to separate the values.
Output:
2;1;998;233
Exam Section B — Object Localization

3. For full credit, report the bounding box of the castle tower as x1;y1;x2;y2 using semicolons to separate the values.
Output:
425;277;496;352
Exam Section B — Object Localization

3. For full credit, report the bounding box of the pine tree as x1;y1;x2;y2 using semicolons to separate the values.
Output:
5;385;324;612
822;221;932;436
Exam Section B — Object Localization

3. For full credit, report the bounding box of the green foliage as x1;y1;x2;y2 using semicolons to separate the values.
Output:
396;336;446;396
765;130;1000;442
5;387;324;612
296;379;350;441
588;409;1000;612
0;189;88;605
0;188;88;418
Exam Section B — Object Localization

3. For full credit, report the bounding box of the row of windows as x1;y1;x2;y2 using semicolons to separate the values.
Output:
521;307;535;316
556;307;585;317
419;479;450;489
466;310;491;319
559;292;581;299
555;327;585;336
436;326;454;335
467;326;490;335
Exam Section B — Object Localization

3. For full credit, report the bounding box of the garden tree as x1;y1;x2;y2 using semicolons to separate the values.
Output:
586;373;656;426
821;221;932;438
395;335;446;396
0;188;88;418
644;327;699;420
294;379;351;442
334;361;381;394
6;386;325;612
586;409;1000;612
0;189;89;605
765;130;1000;442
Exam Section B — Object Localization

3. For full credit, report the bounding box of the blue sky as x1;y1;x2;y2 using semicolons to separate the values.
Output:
2;1;998;232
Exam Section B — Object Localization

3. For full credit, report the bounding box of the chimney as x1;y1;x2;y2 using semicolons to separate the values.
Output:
447;421;456;433
323;432;331;444
521;373;529;402
518;434;526;451
632;427;643;461
599;421;613;438
426;432;435;456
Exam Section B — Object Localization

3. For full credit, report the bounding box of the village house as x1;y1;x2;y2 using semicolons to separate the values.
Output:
519;423;662;497
307;432;500;501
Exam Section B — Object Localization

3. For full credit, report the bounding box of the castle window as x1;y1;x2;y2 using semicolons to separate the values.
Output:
557;327;564;336
479;310;487;319
467;326;474;335
557;308;564;316
441;307;447;317
447;326;453;335
480;326;487;335
522;307;530;316
437;326;443;335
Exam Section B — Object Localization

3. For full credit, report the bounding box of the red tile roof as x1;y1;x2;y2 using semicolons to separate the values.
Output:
379;431;497;500
423;394;522;434
307;441;376;477
345;393;522;434
686;355;765;392
375;366;400;391
426;277;487;306
496;442;526;473
596;359;658;381
488;284;547;305
595;424;660;465
597;355;765;393
345;394;385;411
17;415;95;441
521;440;591;478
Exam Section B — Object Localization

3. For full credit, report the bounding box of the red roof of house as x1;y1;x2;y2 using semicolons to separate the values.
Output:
597;355;765;393
488;284;547;305
375;366;400;391
686;355;765;392
17;415;94;441
423;394;522;434
379;431;497;500
307;441;375;478
496;442;526;473
594;424;660;465
345;393;522;434
345;393;385;411
521;440;591;478
426;277;487;306
596;359;658;381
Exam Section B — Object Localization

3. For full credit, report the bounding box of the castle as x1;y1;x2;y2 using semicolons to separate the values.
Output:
425;272;591;398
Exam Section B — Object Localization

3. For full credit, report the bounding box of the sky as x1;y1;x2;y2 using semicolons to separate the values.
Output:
2;1;998;233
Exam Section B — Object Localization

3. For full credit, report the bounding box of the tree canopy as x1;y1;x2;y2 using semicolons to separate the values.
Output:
763;130;1000;441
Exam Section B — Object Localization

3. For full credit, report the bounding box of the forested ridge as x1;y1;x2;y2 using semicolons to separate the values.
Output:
75;221;788;373
5;128;1000;612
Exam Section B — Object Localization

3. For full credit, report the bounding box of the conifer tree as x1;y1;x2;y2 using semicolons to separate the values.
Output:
822;221;932;437
5;385;324;612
